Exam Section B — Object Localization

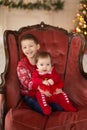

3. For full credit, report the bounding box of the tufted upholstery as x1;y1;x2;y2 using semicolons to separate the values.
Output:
0;22;87;130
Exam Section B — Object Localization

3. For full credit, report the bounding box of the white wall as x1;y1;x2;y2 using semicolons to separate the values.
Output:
0;0;80;33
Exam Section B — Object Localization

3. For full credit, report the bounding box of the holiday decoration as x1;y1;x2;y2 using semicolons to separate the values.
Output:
73;0;87;37
0;0;64;11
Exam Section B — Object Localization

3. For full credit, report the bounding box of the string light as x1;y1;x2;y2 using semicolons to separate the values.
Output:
73;0;87;37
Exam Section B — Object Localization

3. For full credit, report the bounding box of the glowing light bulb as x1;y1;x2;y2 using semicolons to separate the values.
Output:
76;27;81;32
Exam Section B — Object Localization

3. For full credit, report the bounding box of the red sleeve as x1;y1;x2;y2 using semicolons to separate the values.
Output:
32;70;43;85
51;68;64;88
17;60;33;91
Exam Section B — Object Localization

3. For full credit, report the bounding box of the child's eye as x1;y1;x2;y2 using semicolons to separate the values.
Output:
40;64;43;66
47;64;50;66
23;46;26;49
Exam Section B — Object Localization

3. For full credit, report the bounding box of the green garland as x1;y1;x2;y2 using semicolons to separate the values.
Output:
0;0;65;11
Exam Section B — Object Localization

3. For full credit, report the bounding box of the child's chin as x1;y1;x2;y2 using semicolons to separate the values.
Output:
43;71;47;74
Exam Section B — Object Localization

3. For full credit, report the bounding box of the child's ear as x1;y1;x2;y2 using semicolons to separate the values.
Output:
37;44;40;50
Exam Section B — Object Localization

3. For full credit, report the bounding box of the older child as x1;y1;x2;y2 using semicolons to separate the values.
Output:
17;34;62;114
32;51;77;115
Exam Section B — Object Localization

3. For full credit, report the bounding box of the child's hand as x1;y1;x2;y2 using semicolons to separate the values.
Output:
42;80;50;86
44;91;52;97
38;86;52;97
48;79;54;85
53;88;63;95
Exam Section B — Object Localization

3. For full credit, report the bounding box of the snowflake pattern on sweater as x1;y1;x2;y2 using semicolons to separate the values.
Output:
17;57;37;97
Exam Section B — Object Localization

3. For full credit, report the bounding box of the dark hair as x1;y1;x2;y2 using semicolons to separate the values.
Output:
35;51;52;64
20;34;38;44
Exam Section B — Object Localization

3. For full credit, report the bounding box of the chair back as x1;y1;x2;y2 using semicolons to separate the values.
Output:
3;22;69;110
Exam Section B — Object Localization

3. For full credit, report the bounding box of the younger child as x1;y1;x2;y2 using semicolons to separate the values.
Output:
32;51;77;115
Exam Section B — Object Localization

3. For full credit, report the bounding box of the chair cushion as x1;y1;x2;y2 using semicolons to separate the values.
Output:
5;108;87;130
5;108;48;130
45;109;87;130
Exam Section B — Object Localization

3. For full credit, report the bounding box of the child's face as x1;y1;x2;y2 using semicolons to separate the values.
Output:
36;57;52;74
21;39;40;59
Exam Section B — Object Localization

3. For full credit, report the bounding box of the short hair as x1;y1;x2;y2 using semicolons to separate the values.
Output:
35;51;52;64
20;34;38;44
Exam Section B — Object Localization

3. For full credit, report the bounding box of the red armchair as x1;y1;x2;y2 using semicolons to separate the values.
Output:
0;22;87;130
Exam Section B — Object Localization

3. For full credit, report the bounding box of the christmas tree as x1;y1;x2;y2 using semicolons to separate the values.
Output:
73;0;87;37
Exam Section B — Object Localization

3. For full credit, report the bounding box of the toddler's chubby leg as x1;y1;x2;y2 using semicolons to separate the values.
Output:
36;91;51;115
51;92;77;112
